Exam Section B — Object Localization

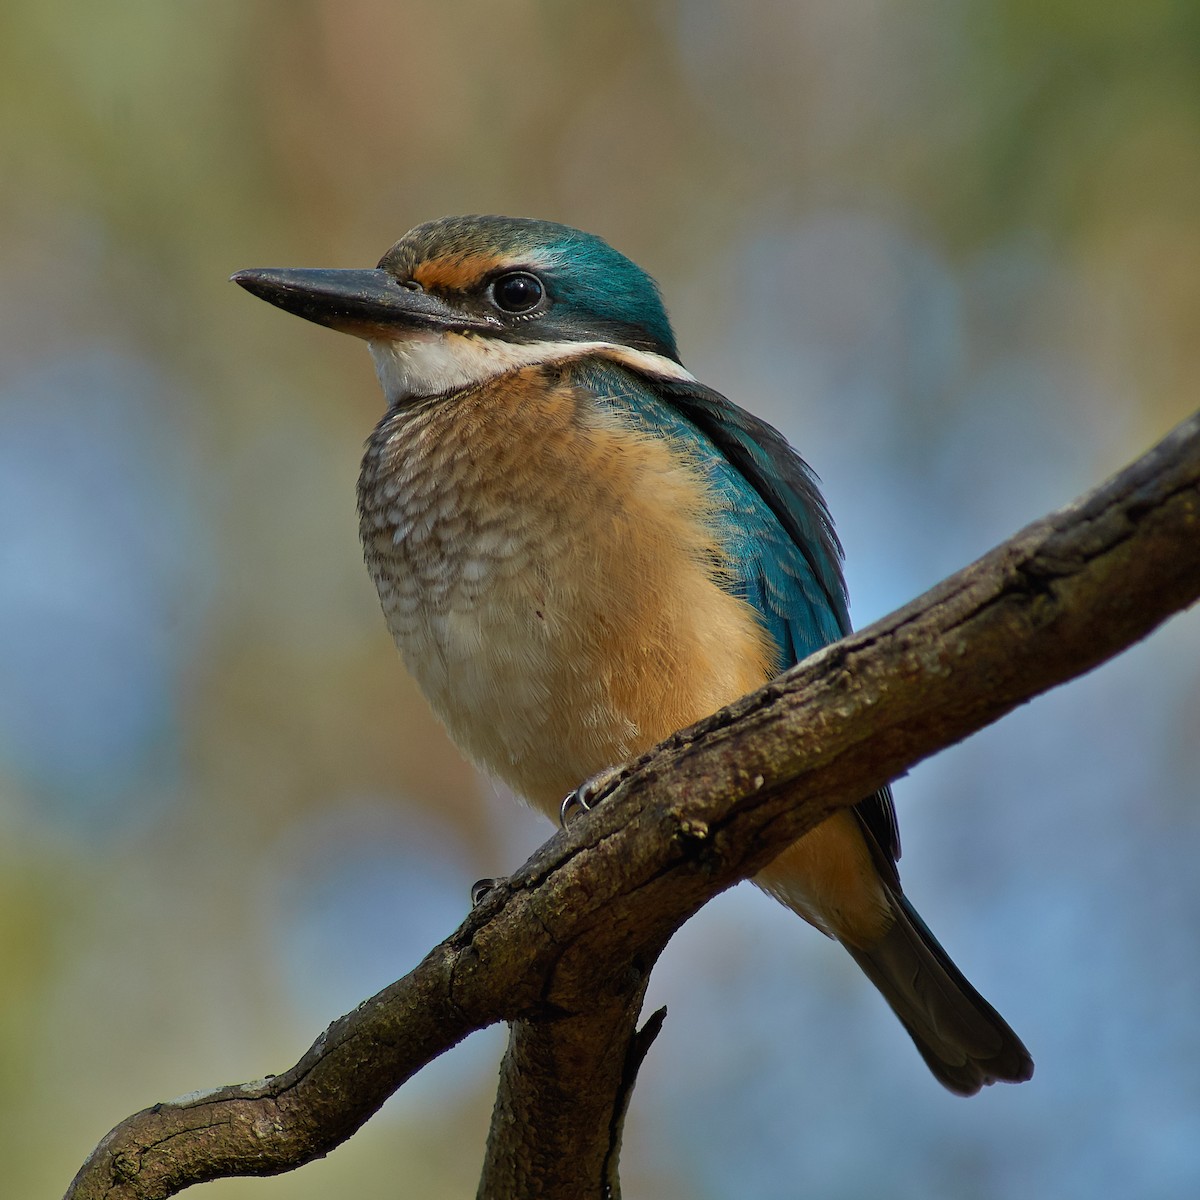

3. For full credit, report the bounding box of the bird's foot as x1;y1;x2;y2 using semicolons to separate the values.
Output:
559;765;625;827
470;877;497;906
558;790;590;826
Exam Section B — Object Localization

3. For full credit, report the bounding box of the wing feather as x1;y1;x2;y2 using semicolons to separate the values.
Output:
578;359;901;868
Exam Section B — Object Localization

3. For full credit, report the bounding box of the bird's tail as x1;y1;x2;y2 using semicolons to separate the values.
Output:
843;890;1034;1096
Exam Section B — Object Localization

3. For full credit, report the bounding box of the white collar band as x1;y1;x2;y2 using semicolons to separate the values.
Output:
369;332;696;406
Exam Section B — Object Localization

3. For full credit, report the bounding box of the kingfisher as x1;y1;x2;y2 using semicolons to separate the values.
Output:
233;215;1033;1095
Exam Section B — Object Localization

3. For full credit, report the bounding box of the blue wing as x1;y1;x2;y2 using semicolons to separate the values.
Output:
576;358;901;868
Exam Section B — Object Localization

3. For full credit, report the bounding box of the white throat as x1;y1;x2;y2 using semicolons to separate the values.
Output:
368;331;696;405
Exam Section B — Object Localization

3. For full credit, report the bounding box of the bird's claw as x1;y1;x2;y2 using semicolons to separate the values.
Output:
559;790;592;827
559;765;624;827
470;877;497;906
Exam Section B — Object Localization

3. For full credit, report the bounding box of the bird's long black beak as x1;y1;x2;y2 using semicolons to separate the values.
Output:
231;267;493;338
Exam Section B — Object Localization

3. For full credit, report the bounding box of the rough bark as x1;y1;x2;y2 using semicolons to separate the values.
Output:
66;410;1200;1200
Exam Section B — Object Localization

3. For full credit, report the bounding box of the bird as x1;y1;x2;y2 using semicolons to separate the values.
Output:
233;215;1033;1095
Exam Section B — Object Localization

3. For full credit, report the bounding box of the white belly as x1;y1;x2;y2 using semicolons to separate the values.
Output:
357;369;775;814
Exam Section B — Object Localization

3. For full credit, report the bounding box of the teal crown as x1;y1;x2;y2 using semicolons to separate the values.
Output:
386;215;681;362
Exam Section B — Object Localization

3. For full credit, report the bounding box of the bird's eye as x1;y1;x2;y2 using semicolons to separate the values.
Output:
490;271;544;314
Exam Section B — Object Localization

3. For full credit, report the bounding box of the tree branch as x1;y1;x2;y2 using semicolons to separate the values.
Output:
66;410;1200;1200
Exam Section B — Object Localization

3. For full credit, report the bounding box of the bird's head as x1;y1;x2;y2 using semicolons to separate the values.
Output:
233;215;684;405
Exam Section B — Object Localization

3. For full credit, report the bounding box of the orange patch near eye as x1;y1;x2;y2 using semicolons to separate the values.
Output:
412;253;514;292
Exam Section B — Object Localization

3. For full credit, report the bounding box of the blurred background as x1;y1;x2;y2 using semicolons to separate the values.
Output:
2;2;1199;1197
